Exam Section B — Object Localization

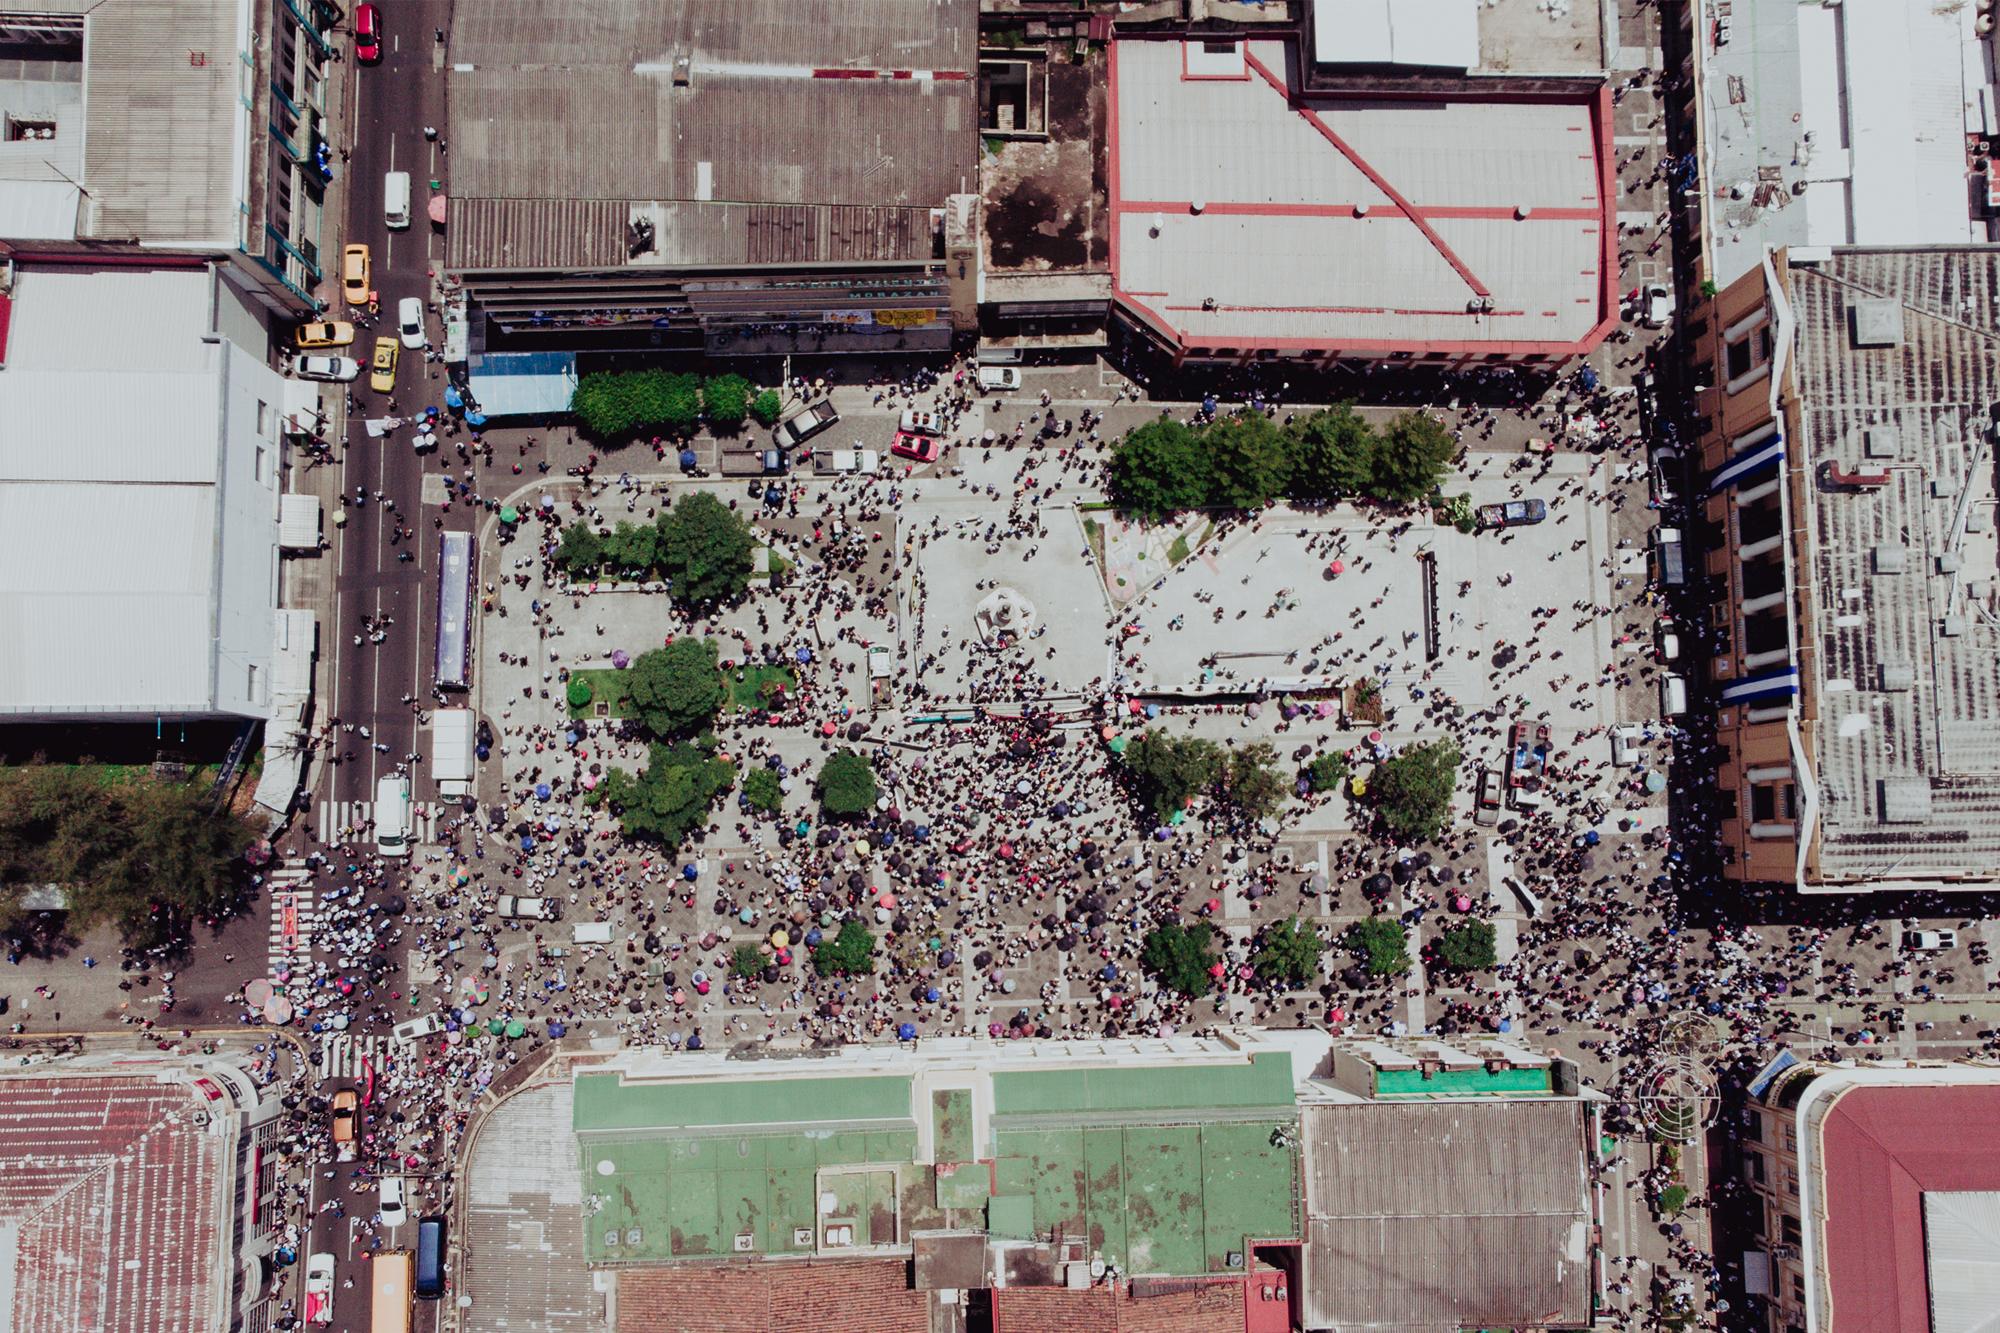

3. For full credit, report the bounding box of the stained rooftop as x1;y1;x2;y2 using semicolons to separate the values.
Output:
445;0;977;272
1786;249;2000;882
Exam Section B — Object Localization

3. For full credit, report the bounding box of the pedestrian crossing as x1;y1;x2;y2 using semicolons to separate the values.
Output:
267;860;318;981
314;798;441;847
316;1032;393;1083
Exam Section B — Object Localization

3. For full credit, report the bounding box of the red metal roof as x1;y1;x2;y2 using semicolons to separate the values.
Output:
0;1075;223;1333
617;1258;929;1333
1820;1084;2000;1330
995;1277;1252;1333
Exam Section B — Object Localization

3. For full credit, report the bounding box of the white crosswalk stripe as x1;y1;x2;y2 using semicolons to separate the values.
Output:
267;860;318;981
315;798;440;846
315;1033;393;1083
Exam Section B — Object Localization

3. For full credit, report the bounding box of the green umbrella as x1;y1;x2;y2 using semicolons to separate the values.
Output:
1106;736;1128;754
500;506;520;524
487;1018;505;1035
504;1019;527;1039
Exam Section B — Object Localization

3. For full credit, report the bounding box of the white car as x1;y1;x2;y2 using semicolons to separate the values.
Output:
1641;283;1674;329
898;408;943;435
397;297;427;350
379;1175;407;1227
289;354;359;383
304;1253;335;1325
976;365;1021;392
1903;929;1959;951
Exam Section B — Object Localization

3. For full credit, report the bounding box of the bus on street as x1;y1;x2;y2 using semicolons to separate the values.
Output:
434;531;474;691
372;1249;411;1333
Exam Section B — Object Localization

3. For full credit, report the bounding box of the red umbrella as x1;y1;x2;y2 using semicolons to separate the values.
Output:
1328;559;1345;575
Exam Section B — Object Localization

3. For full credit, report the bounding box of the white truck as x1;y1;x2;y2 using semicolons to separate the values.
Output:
431;708;476;800
815;448;880;475
496;895;560;920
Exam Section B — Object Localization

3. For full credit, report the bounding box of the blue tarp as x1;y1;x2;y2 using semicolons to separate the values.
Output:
466;351;578;418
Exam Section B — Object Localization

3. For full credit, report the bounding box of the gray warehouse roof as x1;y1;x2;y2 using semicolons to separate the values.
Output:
445;0;976;271
1301;1099;1593;1331
1787;248;2000;882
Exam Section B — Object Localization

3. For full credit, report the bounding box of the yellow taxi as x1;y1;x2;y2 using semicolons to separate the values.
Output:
341;244;371;305
369;335;399;393
294;320;356;349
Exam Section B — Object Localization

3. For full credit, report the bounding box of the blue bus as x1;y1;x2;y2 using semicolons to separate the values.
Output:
434;531;474;691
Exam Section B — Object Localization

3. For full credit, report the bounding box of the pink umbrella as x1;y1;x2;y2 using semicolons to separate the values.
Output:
877;892;898;910
581;772;599;790
1328;559;1345;575
1453;894;1472;912
1328;1006;1347;1024
1366;730;1384;745
1208;962;1226;978
1127;699;1143;715
821;721;838;736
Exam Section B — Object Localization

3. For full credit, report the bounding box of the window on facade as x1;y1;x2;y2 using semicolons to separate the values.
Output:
1750;783;1796;823
1746;1149;1766;1183
1782;1213;1802;1246
3;115;56;142
247;663;261;699
254;444;269;483
1724;317;1774;389
257;401;272;440
1783;1166;1800;1197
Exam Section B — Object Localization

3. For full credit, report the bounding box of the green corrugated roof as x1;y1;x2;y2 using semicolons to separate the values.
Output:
991;1052;1295;1117
1373;1065;1553;1097
573;1071;915;1131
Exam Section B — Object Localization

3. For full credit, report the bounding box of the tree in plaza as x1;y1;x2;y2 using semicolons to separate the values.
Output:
1371;410;1458;503
1222;742;1289;820
702;374;752;432
601;520;657;575
1252;916;1324;988
1432;920;1498;972
654;490;756;606
731;943;765;980
749;388;784;427
741;767;783;813
659;372;704;434
1369;739;1462;843
1345;917;1411;978
1120;730;1223;822
570;371;644;440
1141;921;1218;997
1203;411;1292;510
1304;751;1349;794
1285;405;1379;502
588;742;735;847
813;919;877;977
816;750;878;817
555;521;604;577
624;638;725;739
1108;419;1211;520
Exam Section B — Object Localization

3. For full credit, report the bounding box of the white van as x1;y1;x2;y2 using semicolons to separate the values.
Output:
393;1013;444;1043
384;171;411;229
374;774;413;858
572;921;613;945
1660;673;1689;717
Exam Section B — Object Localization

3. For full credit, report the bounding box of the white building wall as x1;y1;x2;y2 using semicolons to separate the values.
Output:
210;340;283;719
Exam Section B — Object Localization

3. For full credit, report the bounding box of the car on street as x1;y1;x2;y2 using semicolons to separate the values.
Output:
976;365;1021;392
341;244;371;305
496;895;560;920
1476;498;1548;529
353;3;382;64
369;336;398;393
294;320;356;350
1474;769;1503;824
898;408;944;435
330;1088;358;1157
890;430;942;464
393;1013;445;1043
379;1175;407;1227
813;448;880;475
288;354;359;383
1650;446;1682;507
1903;929;1959;951
776;399;839;449
304;1253;335;1325
397;296;427;350
1640;283;1674;329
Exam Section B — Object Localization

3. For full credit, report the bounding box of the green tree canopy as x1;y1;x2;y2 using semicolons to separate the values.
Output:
1251;917;1324;988
703;374;752;431
655;491;756;607
1371;739;1461;843
1222;742;1289;820
570;371;645;440
602;520;657;574
1286;405;1379;502
587;742;735;847
813;919;877;976
1121;730;1223;822
659;372;703;434
749;388;784;427
1108;419;1211;520
555;521;604;576
741;767;783;813
816;750;878;817
625;639;725;739
1345;917;1411;978
1304;751;1349;794
1140;921;1217;997
731;942;765;980
1432;920;1497;972
1371;411;1458;503
1203;411;1292;510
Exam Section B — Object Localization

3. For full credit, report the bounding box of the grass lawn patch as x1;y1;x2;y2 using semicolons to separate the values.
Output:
566;668;635;720
1167;532;1191;565
1082;515;1105;568
726;663;797;712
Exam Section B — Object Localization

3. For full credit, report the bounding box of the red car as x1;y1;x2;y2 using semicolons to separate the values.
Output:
890;430;942;464
354;3;382;63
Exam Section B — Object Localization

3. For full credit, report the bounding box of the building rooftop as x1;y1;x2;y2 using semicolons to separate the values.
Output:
1696;0;1990;290
0;1072;226;1333
1109;37;1613;356
1785;248;2000;883
1300;1099;1594;1331
618;1258;928;1333
444;0;976;272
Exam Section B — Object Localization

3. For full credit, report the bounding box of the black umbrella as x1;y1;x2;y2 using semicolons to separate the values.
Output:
974;950;993;968
847;722;866;741
1363;873;1392;897
385;897;407;915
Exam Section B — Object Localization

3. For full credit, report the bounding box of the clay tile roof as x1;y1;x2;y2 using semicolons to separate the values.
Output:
995;1279;1246;1333
617;1258;928;1333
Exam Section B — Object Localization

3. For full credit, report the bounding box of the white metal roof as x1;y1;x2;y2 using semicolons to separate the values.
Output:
0;182;80;240
1312;0;1478;70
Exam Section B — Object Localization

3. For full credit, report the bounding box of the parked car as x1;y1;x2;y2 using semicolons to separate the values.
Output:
1650;447;1681;507
976;365;1021;392
392;1013;445;1043
1474;769;1503;825
295;320;356;349
304;1253;336;1326
353;3;382;63
378;1175;407;1227
289;354;359;383
1476;499;1548;529
397;296;427;350
776;399;839;449
1640;283;1674;329
814;448;880;475
369;336;399;392
890;431;942;463
341;244;371;305
898;408;944;435
1903;929;1959;951
496;895;561;920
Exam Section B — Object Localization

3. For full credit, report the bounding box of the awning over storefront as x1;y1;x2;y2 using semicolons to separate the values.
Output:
278;494;322;551
466;350;577;418
1705;433;1784;495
